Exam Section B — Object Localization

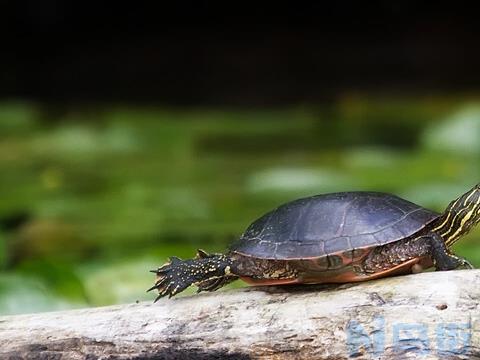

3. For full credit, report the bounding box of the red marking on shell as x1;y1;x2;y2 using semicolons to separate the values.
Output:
301;257;432;283
240;277;301;286
240;256;433;286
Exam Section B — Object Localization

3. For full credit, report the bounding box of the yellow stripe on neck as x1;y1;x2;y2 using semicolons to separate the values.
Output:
443;195;480;246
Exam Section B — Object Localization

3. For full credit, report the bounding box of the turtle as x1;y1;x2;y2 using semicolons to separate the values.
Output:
148;183;480;300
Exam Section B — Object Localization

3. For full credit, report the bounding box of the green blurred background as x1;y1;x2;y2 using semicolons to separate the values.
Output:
2;2;480;315
0;98;479;314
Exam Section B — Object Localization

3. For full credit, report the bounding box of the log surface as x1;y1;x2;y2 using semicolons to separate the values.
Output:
1;270;480;360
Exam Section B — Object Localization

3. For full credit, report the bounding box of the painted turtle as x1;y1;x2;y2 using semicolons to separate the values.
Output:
149;183;480;300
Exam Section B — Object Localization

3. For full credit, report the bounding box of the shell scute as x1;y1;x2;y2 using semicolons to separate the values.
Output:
231;191;439;260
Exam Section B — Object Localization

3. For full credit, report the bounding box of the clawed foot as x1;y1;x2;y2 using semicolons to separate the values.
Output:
196;277;224;293
147;257;190;301
148;250;237;301
196;274;238;293
458;257;474;269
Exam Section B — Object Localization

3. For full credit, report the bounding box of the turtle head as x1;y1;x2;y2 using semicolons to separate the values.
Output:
434;183;480;246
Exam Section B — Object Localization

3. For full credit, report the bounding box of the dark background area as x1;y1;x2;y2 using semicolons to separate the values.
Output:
2;1;480;105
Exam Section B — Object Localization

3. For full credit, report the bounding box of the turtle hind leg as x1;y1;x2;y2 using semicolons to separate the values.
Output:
148;250;237;300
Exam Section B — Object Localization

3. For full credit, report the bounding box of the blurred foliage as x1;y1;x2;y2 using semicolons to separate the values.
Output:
0;97;479;315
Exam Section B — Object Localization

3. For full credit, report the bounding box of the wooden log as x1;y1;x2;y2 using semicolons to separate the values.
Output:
1;270;480;359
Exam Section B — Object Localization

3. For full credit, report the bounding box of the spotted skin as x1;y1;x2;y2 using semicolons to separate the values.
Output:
150;184;480;300
148;251;237;301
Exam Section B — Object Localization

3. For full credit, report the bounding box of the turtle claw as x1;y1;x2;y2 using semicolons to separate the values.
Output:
151;277;186;301
154;284;172;302
146;276;169;293
151;259;178;275
146;284;158;293
459;257;474;269
149;259;191;300
195;249;210;259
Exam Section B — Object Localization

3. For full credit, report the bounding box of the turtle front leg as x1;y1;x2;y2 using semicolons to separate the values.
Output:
428;233;474;271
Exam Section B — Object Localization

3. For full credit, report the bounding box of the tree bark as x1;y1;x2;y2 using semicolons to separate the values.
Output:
1;270;480;360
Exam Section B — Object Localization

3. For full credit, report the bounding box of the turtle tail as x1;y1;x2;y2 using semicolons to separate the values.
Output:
148;250;239;301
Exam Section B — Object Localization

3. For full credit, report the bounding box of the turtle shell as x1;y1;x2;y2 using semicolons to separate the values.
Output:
231;192;439;260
